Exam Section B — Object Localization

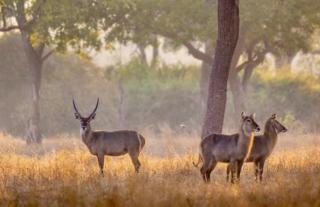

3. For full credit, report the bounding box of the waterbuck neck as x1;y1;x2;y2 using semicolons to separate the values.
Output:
263;121;278;152
81;125;93;145
237;126;254;158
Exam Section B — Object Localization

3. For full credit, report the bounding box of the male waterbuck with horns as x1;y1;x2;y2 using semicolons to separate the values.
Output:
73;98;146;174
198;112;260;183
226;114;287;182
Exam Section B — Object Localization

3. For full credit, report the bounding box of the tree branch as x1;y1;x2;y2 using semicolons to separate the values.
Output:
311;50;320;55
182;41;214;64
136;17;214;64
22;0;45;31
151;28;214;64
41;49;54;62
36;43;45;56
235;60;250;71
0;25;20;32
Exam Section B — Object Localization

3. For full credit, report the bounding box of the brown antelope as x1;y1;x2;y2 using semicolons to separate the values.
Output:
73;98;146;174
226;114;287;182
198;112;260;183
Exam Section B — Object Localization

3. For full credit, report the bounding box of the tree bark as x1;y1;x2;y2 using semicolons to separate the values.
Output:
242;64;255;92
138;45;147;65
117;81;125;128
228;28;246;123
274;53;295;70
151;37;159;67
20;32;43;144
200;42;214;105
202;0;240;138
16;1;44;144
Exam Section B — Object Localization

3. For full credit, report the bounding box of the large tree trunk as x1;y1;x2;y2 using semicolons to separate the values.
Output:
200;0;216;105
242;63;255;92
13;0;51;144
20;32;43;144
200;42;214;105
202;0;240;138
229;70;246;121
151;37;159;67
138;45;147;65
117;81;125;129
228;29;246;124
16;0;44;144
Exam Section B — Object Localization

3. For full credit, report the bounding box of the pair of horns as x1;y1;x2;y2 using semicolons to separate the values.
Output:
73;98;99;118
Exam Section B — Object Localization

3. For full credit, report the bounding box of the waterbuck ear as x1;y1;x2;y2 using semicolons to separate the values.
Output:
251;113;256;119
241;112;246;119
74;113;80;119
271;114;277;119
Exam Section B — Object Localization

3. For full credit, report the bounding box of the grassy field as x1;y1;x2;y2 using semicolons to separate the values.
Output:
1;132;320;207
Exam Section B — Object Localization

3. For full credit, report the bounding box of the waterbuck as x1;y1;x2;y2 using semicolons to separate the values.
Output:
199;112;260;183
73;98;146;174
226;114;287;182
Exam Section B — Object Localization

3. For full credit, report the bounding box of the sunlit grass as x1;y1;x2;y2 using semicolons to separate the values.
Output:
0;132;320;206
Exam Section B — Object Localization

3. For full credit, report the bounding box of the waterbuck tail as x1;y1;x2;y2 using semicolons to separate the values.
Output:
193;154;202;168
137;133;146;153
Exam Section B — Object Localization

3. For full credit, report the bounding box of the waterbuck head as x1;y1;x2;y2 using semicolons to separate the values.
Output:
241;112;260;136
73;98;99;131
266;114;288;133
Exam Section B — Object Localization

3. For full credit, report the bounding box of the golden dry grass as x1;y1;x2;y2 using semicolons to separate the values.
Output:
0;132;320;207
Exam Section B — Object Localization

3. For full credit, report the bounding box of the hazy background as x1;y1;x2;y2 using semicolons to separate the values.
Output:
1;33;319;138
0;0;320;140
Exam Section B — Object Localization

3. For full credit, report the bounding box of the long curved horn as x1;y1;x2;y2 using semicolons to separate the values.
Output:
73;99;82;117
89;98;99;118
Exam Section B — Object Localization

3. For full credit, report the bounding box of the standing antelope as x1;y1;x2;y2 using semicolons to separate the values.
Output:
226;114;287;182
199;112;260;183
73;98;146;174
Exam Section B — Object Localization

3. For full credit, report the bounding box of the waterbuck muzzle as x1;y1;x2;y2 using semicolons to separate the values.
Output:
271;114;287;133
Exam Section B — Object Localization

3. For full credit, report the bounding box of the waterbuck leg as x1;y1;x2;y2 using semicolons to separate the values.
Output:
226;164;231;182
129;152;141;173
230;160;238;184
200;150;215;182
254;161;259;182
200;159;212;182
236;160;244;181
259;159;265;182
205;161;217;182
97;154;105;175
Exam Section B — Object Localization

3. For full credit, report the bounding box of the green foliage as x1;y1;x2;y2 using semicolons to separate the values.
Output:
246;68;320;132
0;34;116;136
127;0;216;47
112;59;199;89
123;0;320;61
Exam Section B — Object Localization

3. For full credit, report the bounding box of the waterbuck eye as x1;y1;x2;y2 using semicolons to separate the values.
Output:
246;119;252;123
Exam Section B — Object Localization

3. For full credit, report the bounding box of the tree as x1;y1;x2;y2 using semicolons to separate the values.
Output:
117;0;320;123
0;0;102;143
0;0;54;144
201;0;239;137
226;0;320;120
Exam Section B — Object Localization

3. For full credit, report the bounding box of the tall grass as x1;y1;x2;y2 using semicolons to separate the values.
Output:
1;132;320;206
